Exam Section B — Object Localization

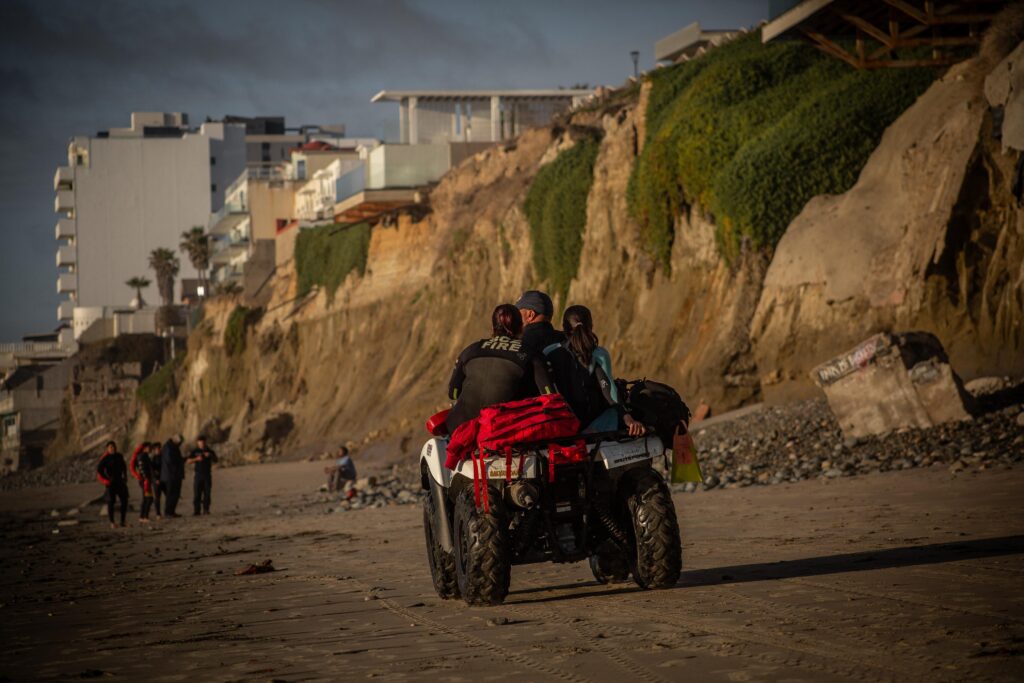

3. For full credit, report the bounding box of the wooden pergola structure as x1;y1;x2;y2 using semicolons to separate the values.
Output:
762;0;1010;68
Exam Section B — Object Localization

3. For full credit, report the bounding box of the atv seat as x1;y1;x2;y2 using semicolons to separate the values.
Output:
426;409;451;437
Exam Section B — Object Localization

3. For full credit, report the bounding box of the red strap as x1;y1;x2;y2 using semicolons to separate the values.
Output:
548;444;556;483
505;447;512;483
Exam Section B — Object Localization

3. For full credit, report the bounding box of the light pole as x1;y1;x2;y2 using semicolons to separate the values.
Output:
630;50;640;78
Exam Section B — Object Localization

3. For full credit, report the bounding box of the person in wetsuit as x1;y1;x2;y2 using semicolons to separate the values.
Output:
96;441;129;528
516;290;565;357
149;442;164;518
129;442;156;523
446;303;554;434
160;435;185;517
187;436;218;516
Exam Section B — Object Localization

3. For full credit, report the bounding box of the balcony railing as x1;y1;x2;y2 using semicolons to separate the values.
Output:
335;164;367;203
53;166;73;191
55;218;75;240
210;233;251;264
57;272;76;294
56;245;76;267
57;301;74;321
55;189;74;213
208;201;248;234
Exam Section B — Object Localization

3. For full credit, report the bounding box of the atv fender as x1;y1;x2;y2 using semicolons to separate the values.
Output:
420;437;450;489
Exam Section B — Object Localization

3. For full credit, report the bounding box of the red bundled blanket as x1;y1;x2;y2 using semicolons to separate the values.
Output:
444;394;580;469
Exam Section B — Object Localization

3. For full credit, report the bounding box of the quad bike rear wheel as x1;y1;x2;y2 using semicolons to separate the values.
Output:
626;471;682;589
453;489;511;606
423;484;459;599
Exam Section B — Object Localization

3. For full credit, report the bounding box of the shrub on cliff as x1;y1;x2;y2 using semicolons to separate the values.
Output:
294;222;371;300
136;354;182;419
523;137;600;301
628;31;936;268
224;305;260;356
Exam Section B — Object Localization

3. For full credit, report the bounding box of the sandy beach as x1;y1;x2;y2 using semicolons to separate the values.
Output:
1;461;1022;682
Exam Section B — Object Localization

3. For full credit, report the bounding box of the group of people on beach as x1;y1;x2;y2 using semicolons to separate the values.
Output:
96;435;218;528
445;289;646;438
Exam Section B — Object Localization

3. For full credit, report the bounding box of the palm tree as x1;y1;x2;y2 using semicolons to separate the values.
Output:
179;226;210;289
148;247;180;307
125;276;151;308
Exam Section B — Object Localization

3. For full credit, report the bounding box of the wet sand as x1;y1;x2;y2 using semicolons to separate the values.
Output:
1;462;1022;682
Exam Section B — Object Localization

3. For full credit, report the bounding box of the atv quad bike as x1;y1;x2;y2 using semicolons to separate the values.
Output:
420;425;682;606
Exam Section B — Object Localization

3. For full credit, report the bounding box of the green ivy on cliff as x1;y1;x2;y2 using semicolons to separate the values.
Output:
627;31;937;269
224;305;260;356
136;354;182;418
294;222;371;300
523;137;600;301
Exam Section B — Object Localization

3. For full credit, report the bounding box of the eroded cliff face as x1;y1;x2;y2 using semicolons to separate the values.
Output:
150;95;763;460
752;46;1024;400
150;39;1022;463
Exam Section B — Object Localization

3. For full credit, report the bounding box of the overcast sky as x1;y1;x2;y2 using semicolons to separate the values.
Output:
0;0;767;341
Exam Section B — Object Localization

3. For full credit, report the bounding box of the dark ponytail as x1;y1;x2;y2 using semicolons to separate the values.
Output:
491;303;523;337
562;305;598;366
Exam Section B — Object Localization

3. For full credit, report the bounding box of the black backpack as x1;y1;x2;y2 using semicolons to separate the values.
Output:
619;379;691;444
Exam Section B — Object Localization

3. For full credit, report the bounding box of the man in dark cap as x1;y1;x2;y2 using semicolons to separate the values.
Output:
187;435;218;516
516;290;565;356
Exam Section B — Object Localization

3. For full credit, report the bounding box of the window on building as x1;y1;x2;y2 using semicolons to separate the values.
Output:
210;156;217;165
75;154;85;166
211;183;217;193
296;159;306;179
261;142;271;162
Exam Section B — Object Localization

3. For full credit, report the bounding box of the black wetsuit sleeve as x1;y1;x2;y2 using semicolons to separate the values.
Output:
532;356;554;395
448;345;471;400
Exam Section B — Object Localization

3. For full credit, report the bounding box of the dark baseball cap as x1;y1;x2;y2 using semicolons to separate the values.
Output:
515;290;553;318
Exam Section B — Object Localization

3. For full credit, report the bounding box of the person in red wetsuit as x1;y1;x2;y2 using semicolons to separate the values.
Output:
129;442;156;523
96;441;129;528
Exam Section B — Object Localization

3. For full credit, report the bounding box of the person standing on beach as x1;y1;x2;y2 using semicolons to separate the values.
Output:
96;441;129;529
129;442;156;523
187;436;218;515
149;442;164;518
160;435;185;517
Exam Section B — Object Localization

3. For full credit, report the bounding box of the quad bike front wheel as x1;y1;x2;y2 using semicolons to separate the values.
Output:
589;538;631;584
453;489;511;606
423;484;459;599
626;471;682;589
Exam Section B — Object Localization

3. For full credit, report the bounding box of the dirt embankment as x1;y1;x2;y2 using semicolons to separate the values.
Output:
139;31;1022;465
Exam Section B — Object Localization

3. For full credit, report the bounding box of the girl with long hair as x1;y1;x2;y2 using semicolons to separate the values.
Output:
554;305;645;436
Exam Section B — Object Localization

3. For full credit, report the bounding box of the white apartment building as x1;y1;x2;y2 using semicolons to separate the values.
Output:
53;112;246;340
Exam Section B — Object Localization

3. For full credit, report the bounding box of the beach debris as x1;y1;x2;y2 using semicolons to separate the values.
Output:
811;332;971;439
235;559;276;576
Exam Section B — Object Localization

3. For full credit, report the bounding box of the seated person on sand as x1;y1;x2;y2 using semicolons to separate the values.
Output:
445;303;554;435
326;445;357;496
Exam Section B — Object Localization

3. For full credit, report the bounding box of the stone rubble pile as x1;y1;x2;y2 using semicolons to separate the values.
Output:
681;398;1023;493
317;475;425;513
